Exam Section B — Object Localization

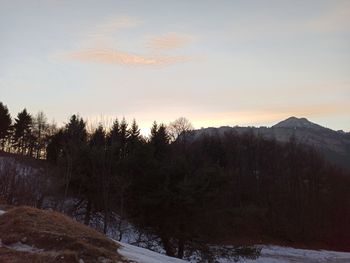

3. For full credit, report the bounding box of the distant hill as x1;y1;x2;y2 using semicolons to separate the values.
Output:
273;116;325;129
192;117;350;170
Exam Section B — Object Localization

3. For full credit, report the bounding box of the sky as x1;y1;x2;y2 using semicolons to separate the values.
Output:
1;0;349;134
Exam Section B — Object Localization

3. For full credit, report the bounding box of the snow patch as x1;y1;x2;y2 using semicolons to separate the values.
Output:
231;245;350;263
117;242;350;263
3;242;44;253
117;242;188;263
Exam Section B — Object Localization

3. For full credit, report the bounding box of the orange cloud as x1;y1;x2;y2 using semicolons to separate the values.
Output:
147;33;194;50
66;49;190;66
88;16;142;38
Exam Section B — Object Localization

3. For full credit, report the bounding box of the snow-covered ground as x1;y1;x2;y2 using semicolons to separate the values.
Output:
2;156;349;263
118;242;350;263
0;156;38;177
118;242;187;263
237;245;350;263
1;206;350;263
2;242;44;253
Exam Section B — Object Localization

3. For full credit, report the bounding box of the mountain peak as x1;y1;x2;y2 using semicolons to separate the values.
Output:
273;117;323;129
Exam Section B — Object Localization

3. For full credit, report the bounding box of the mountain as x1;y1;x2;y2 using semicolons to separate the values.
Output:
273;116;325;130
192;117;350;170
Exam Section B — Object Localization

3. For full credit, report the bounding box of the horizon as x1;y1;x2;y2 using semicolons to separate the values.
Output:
1;0;349;133
2;103;348;135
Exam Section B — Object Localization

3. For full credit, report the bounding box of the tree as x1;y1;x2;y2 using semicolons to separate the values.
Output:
32;111;49;159
168;117;193;142
119;118;129;159
12;109;33;155
150;122;169;160
46;129;64;164
0;102;11;150
150;121;158;140
65;114;87;145
127;119;141;152
89;124;106;148
128;119;140;141
61;115;88;201
106;118;131;236
106;118;122;170
107;118;120;148
88;124;107;227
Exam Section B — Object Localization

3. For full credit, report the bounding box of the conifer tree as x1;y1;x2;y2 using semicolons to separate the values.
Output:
65;114;87;145
46;129;64;164
150;122;169;160
61;114;88;201
0;102;11;150
127;119;141;152
128;119;140;141
13;109;33;155
150;121;158;140
119;118;128;159
107;118;120;147
106;118;122;167
89;124;106;148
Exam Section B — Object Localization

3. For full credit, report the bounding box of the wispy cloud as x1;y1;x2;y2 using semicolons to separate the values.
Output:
306;2;350;33
66;49;190;66
64;16;195;67
88;16;142;38
147;33;194;50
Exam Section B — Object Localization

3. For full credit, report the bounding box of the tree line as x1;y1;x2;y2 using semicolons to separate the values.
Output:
0;101;349;261
0;102;56;158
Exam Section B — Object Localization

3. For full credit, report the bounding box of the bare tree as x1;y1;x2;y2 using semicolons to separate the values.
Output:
168;117;193;142
33;111;49;159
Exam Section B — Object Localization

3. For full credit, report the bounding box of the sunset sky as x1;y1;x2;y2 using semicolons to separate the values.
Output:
1;0;349;134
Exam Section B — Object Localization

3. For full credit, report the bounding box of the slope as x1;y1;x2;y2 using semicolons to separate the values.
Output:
192;117;350;170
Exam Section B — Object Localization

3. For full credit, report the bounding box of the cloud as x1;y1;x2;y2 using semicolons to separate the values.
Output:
66;49;191;66
64;17;195;67
306;2;350;33
147;33;194;50
88;16;142;38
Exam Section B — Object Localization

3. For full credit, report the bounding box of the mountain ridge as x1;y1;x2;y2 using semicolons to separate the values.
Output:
273;116;327;130
192;117;350;170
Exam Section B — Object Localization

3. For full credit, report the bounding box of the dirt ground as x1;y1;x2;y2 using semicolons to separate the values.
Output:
0;206;127;263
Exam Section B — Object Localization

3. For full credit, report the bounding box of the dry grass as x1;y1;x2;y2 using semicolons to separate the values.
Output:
0;247;57;263
0;206;127;263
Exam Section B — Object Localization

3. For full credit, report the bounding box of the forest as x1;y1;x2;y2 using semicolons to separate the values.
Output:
0;101;349;261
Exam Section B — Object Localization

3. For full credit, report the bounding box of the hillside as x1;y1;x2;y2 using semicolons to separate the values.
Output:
1;117;349;262
1;206;350;263
0;206;189;263
193;117;350;170
0;206;125;262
